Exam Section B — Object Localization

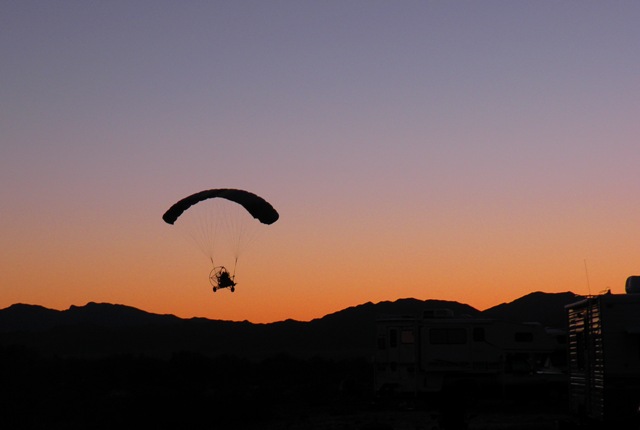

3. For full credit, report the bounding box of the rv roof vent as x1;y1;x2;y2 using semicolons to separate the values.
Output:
423;308;454;319
626;276;640;294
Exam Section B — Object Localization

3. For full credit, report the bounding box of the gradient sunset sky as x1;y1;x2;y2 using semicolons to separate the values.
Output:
2;1;639;323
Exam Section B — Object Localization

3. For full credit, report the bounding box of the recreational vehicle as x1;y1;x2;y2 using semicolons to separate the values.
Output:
566;277;640;426
374;309;566;400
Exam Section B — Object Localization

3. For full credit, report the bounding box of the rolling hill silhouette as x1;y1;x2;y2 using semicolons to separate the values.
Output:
481;291;580;328
0;292;580;359
0;292;584;429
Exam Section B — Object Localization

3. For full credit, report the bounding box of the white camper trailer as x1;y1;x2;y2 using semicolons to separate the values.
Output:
374;309;565;399
566;276;640;426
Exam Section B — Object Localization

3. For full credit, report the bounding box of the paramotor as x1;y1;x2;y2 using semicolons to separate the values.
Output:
163;188;279;293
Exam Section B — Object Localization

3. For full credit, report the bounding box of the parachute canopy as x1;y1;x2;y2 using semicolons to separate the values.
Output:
162;188;279;226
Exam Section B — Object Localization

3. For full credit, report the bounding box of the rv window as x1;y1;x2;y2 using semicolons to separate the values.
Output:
429;328;467;345
389;329;398;348
515;332;534;342
401;329;415;344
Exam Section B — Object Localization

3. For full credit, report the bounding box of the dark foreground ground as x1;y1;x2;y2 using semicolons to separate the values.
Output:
0;345;607;430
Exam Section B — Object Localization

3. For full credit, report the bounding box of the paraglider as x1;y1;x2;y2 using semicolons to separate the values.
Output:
163;188;279;293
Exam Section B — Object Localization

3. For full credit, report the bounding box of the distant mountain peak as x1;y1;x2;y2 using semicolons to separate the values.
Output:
483;291;582;328
0;292;580;358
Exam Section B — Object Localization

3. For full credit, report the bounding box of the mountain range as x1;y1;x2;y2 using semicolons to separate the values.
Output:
0;291;582;359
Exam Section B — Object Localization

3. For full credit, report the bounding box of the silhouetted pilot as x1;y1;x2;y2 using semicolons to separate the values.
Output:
216;268;236;291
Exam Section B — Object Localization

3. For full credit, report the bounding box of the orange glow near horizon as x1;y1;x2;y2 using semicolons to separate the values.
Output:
3;189;640;323
2;2;640;323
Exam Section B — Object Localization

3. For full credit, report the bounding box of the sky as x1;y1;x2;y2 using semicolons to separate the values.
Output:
2;1;639;323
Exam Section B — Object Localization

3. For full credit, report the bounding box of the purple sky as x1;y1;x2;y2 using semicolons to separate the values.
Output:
2;1;639;322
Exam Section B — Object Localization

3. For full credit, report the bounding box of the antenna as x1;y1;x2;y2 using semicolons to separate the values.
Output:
584;259;592;296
